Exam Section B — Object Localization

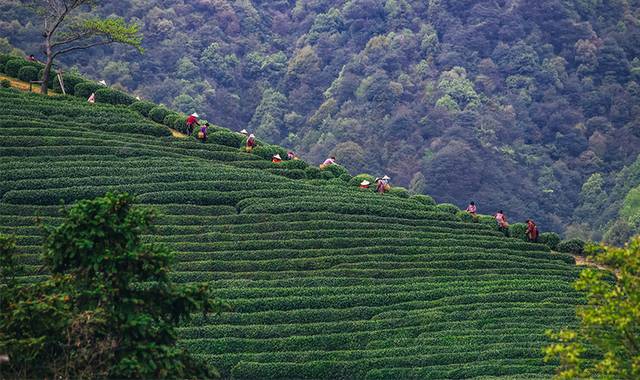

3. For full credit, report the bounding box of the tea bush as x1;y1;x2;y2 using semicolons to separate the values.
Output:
129;100;156;117
556;238;585;255
436;203;460;215
148;106;171;123
411;194;436;206
74;82;103;99
18;66;39;82
95;87;136;105
539;232;561;250
509;223;528;241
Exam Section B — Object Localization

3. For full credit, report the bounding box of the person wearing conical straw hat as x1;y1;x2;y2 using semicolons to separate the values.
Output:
272;154;282;163
185;112;200;136
359;180;370;189
382;175;391;191
240;129;248;136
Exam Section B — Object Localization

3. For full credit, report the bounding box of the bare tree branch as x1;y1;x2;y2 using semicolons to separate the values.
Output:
52;39;113;58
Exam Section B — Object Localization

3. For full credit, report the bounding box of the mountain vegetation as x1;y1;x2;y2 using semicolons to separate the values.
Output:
0;86;586;378
3;0;640;239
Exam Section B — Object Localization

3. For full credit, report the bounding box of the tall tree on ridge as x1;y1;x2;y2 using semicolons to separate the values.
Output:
26;0;143;94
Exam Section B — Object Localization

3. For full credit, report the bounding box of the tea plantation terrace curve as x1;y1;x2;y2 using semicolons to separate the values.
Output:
0;88;581;379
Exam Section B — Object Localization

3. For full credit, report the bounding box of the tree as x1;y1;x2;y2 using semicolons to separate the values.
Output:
409;172;427;195
0;192;227;378
544;237;640;379
28;0;143;94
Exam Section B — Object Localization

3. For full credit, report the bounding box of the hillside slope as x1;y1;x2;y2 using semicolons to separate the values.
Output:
4;0;639;235
0;89;583;379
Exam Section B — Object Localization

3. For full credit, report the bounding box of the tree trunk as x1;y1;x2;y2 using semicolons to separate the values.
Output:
41;57;53;95
41;36;52;95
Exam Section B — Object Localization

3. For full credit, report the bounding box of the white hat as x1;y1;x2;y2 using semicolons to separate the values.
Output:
191;113;199;118
98;80;107;86
135;96;141;100
240;129;248;134
360;180;370;186
273;154;281;160
382;175;391;180
249;134;255;138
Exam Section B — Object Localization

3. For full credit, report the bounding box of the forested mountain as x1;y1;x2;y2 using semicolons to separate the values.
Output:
2;0;640;238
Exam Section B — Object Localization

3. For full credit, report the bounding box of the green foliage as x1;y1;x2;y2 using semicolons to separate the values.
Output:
509;223;528;241
129;100;156;117
539;232;561;250
436;203;459;215
0;193;226;378
82;18;143;53
387;186;409;198
0;79;10;88
4;59;29;78
148;105;171;124
209;131;245;148
545;237;640;379
53;74;86;95
74;82;103;99
17;66;38;82
557;239;586;256
94;87;136;105
411;194;436;206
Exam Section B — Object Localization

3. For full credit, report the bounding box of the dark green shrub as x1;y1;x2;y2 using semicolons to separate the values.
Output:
208;131;245;148
509;223;528;241
320;170;335;180
280;159;308;170
411;194;436;206
17;66;38;82
129;100;156;117
0;53;13;70
557;238;585;255
322;164;349;179
456;210;475;223
163;112;181;129
478;214;498;230
74;82;103;99
436;203;459;215
4;59;25;77
388;186;409;198
95;87;135;105
539;232;560;250
0;79;10;88
148;106;171;124
53;74;85;95
305;167;322;179
339;173;352;182
252;145;288;161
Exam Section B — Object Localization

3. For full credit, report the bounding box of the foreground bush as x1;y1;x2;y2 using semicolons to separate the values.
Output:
545;236;640;379
0;192;227;379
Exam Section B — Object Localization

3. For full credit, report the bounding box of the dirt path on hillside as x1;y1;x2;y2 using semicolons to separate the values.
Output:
0;74;55;95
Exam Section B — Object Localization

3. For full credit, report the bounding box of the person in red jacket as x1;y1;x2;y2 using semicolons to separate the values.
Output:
185;113;200;135
526;219;539;242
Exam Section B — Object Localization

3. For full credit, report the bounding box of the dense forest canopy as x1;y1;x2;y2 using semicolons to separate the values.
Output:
2;0;640;239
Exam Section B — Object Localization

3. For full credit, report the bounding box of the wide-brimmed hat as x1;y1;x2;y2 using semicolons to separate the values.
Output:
98;80;107;86
382;175;390;180
273;154;281;160
249;134;255;138
360;180;370;186
240;129;248;134
191;112;199;118
375;177;381;182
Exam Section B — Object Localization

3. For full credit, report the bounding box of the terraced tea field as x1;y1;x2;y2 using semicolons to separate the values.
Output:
0;89;582;379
